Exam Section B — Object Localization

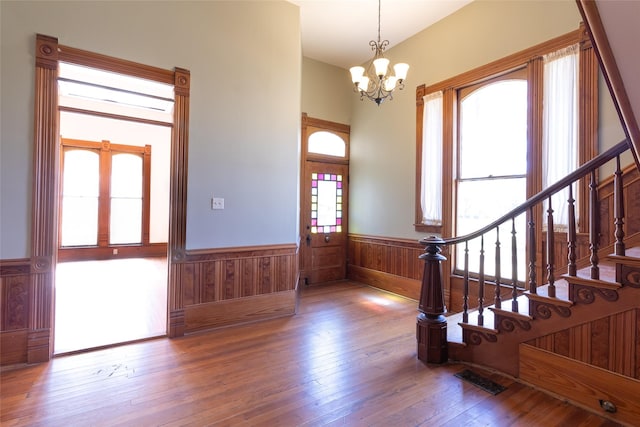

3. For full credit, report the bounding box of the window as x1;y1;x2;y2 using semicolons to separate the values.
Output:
109;153;144;244
60;149;100;246
456;76;528;277
421;91;443;226
415;26;597;277
59;138;152;253
308;131;346;157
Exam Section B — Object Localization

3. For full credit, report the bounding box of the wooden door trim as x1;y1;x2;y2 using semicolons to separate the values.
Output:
30;34;190;363
299;114;350;285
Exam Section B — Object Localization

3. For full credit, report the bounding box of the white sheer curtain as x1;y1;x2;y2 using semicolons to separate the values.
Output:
421;91;443;225
543;44;578;230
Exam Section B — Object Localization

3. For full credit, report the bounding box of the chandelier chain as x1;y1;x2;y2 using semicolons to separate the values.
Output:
377;0;381;43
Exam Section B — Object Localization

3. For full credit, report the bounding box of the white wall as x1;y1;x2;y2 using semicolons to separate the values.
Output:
0;1;301;258
347;0;626;240
301;57;352;125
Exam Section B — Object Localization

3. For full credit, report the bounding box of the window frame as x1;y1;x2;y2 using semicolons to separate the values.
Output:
415;25;597;240
58;138;153;261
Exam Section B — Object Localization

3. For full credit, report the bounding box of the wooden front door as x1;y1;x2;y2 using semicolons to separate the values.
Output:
300;115;350;285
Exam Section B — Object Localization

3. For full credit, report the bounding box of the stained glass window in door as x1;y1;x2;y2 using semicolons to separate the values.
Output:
311;173;343;234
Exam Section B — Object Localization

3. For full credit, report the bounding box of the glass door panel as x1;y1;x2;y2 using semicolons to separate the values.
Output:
311;173;343;234
110;153;143;244
60;149;100;246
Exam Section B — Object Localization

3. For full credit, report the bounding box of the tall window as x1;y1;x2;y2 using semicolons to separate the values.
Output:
109;153;144;244
60;149;100;246
415;26;597;278
421;91;443;226
456;76;527;276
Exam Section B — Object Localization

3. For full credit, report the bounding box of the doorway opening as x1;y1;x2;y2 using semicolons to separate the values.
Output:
54;62;173;354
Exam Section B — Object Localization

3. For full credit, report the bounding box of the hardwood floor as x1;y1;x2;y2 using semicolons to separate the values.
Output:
54;257;168;354
1;282;619;426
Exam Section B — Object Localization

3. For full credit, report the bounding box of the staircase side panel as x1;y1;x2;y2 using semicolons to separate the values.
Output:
520;343;640;425
526;307;639;379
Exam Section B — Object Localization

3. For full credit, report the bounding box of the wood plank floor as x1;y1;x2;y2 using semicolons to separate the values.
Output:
1;281;620;426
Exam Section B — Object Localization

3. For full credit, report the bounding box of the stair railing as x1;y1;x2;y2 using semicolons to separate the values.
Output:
416;139;630;364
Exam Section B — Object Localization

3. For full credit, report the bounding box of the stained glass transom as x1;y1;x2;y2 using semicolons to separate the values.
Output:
311;172;343;234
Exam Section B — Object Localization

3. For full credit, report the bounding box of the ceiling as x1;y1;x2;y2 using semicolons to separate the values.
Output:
289;0;473;69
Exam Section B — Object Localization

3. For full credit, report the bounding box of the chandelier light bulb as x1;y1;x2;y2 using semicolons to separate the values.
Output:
383;76;397;91
394;63;409;81
350;66;365;84
373;57;389;78
357;76;370;92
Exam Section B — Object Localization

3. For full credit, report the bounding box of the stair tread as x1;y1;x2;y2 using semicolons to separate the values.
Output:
447;281;568;344
528;278;571;301
446;250;640;346
572;262;617;282
607;246;640;259
561;273;621;289
607;249;640;266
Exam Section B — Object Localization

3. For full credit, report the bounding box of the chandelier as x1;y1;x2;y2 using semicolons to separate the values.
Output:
349;0;409;106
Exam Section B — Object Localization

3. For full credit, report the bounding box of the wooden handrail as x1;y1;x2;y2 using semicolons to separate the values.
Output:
422;139;629;247
416;138;631;364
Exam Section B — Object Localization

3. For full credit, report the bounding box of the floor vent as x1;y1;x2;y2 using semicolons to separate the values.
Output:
455;369;507;395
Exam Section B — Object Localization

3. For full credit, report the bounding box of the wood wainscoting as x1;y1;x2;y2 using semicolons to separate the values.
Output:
171;244;299;335
1;244;299;366
0;259;31;365
347;234;429;301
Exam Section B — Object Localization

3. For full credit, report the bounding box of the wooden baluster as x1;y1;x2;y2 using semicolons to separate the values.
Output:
546;196;556;298
589;170;599;280
462;241;469;323
416;236;448;364
494;227;502;309
511;217;519;312
478;236;485;327
567;185;577;276
528;207;537;294
614;155;625;256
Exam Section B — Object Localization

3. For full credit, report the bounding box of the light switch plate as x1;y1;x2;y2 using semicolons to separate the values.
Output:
211;197;225;210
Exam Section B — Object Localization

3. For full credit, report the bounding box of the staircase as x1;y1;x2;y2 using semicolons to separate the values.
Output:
416;139;640;425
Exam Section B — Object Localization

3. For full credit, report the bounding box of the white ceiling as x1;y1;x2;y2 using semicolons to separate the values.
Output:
289;0;473;69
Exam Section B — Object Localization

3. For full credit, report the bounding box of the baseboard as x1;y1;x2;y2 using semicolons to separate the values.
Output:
184;289;297;333
347;265;420;300
519;343;640;426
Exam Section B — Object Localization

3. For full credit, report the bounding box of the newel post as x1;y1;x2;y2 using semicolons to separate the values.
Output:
416;236;448;364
